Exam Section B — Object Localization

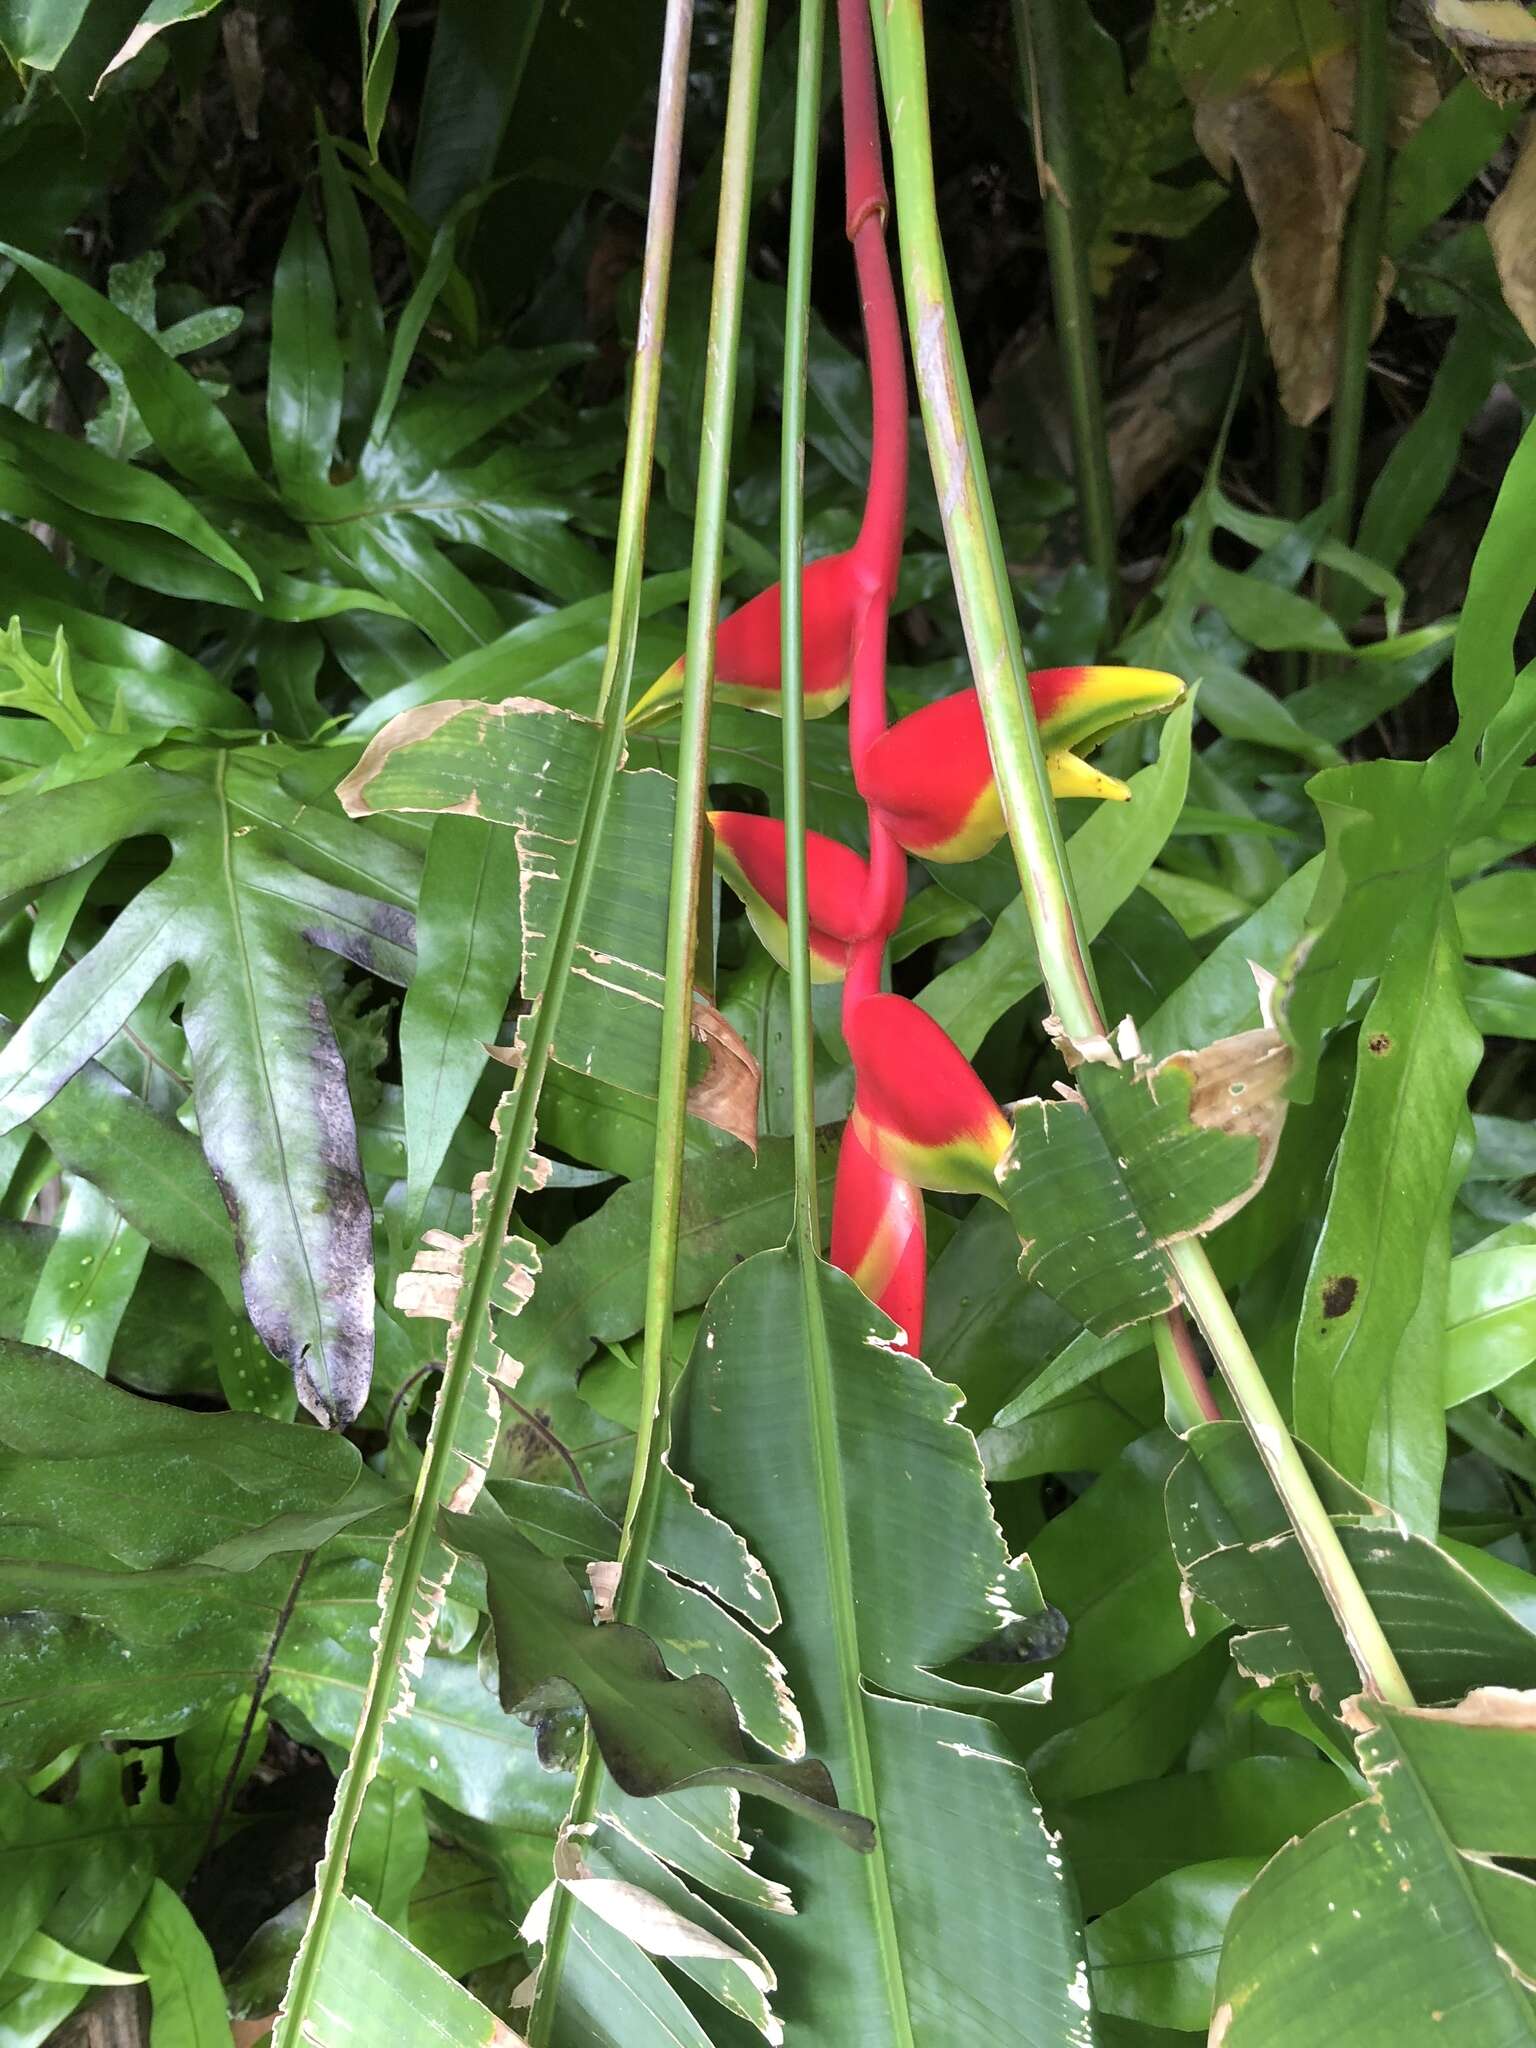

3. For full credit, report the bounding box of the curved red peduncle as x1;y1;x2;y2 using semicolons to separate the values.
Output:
839;0;908;605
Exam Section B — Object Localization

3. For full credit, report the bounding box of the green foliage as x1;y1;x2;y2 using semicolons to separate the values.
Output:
0;0;1535;2041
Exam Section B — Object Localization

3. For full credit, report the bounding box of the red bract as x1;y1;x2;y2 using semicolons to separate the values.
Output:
829;1118;926;1354
859;667;1186;863
709;810;870;982
845;993;1011;1200
629;551;876;728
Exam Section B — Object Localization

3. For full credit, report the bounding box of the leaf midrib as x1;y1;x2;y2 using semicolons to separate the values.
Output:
212;751;335;1411
795;1247;916;2047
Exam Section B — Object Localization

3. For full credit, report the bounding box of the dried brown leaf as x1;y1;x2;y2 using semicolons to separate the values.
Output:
1427;0;1536;102
686;998;760;1153
1194;48;1382;425
1490;116;1536;343
1343;1685;1536;1735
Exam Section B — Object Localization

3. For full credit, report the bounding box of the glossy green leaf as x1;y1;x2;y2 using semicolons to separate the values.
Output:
1293;892;1480;1503
0;1336;386;1574
1444;1247;1536;1403
269;192;345;496
21;1174;148;1375
350;1779;428;1933
1023;1434;1226;1740
1456;867;1536;958
10;1930;143;1986
94;0;228;91
0;404;260;598
340;696;678;1103
0;0;90;68
1088;1858;1259;2032
1212;1692;1536;2047
0;1022;239;1308
410;0;542;221
992;1326;1150;1428
130;1879;230;2046
673;1249;1098;2044
0;240;267;502
514;1136;832;1389
275;1892;518;2047
400;813;522;1226
1056;1757;1356;1920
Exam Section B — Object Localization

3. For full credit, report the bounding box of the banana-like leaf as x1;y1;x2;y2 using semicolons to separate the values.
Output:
283;1892;525;2047
1168;1422;1536;1709
0;746;421;1422
521;1808;783;2047
452;1506;866;1844
338;696;679;1104
670;1248;1101;2046
1002;1026;1291;1336
1212;1689;1536;2046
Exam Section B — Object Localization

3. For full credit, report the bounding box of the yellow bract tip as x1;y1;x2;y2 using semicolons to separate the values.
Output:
1047;751;1131;803
625;656;685;729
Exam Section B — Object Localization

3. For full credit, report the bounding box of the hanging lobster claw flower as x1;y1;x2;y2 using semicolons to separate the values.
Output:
829;1119;926;1355
845;993;1011;1200
628;552;873;728
710;811;870;983
859;668;1185;863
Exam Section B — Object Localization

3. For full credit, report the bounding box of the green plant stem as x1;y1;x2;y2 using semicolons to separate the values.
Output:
279;9;697;2043
1275;410;1307;693
877;5;1098;1047
781;0;826;1245
1321;0;1388;570
526;4;767;2034
1010;0;1119;638
1167;1239;1414;1707
618;0;766;1599
878;0;1411;1707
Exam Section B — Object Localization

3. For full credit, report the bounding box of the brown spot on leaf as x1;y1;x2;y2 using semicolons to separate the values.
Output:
1322;1274;1358;1319
1368;1032;1392;1054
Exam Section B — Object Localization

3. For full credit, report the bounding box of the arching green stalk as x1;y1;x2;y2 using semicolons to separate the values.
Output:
781;0;825;1243
526;3;769;2032
876;0;1412;1711
275;7;700;2041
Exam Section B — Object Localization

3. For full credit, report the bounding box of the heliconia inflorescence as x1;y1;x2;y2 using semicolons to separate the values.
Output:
647;0;1181;1352
845;994;1012;1202
828;1120;928;1357
708;811;869;982
859;668;1184;862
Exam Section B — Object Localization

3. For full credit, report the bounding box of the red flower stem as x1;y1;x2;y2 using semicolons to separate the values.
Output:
851;223;908;595
840;0;887;232
844;931;885;1011
840;0;906;596
835;0;908;1022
